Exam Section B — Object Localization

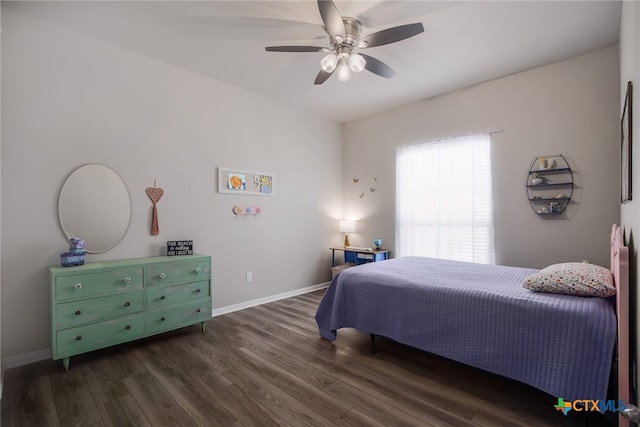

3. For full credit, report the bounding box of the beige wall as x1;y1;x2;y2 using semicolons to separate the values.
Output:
620;0;640;400
1;8;343;364
343;46;620;270
0;4;625;376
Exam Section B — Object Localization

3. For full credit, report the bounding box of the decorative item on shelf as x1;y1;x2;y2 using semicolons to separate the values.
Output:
340;219;356;247
538;157;554;170
374;238;382;250
232;206;262;217
145;180;164;236
531;172;545;185
60;237;86;267
167;240;193;256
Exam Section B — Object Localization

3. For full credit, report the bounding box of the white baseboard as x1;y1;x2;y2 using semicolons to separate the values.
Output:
2;348;51;371
1;282;330;373
212;282;329;317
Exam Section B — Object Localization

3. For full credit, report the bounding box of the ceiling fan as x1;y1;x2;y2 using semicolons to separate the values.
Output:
265;0;424;85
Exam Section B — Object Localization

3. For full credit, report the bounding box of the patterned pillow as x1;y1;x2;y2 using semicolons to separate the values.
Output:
523;262;616;297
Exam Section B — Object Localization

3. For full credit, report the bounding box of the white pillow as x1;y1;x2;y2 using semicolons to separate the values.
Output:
523;262;616;297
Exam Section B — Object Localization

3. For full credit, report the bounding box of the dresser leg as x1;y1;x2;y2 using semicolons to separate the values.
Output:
62;357;70;372
201;321;206;332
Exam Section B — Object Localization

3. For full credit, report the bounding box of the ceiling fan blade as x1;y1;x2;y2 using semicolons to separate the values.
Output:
314;69;334;85
265;46;326;52
360;54;396;79
317;0;345;40
359;23;424;48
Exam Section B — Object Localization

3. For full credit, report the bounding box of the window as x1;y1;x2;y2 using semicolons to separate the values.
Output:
395;133;494;264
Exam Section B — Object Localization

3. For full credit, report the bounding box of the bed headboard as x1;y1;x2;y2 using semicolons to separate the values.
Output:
612;224;631;427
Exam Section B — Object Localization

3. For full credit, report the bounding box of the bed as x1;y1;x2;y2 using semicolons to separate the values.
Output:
316;224;630;421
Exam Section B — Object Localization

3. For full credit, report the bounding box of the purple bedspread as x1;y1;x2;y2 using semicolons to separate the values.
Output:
315;256;616;401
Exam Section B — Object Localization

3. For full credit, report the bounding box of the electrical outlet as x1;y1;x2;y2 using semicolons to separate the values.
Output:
246;272;253;283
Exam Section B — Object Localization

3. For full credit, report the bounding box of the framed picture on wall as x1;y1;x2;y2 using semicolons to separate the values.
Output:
622;81;633;203
217;167;274;196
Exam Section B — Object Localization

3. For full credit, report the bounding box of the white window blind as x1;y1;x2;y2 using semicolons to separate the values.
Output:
395;133;494;264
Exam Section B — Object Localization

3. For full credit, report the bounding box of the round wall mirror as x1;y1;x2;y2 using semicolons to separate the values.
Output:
58;164;131;254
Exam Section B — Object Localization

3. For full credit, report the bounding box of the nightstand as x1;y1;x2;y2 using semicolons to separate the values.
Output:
329;247;391;277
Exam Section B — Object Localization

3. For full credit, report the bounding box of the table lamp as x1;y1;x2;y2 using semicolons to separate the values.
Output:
339;220;356;247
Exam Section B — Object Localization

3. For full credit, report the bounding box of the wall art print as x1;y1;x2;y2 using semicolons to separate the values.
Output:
622;81;633;203
218;168;274;196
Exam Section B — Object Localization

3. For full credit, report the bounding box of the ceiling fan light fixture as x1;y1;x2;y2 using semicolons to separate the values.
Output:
320;53;339;73
336;59;352;81
348;53;366;73
265;0;424;85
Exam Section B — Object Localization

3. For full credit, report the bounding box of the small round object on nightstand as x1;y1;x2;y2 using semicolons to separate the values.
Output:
374;238;382;250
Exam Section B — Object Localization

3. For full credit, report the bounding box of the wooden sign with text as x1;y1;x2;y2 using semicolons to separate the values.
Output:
167;240;193;256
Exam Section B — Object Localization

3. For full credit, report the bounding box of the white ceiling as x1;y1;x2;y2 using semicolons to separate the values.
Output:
5;1;622;123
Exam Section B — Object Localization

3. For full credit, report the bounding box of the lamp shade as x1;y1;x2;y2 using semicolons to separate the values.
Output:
320;53;338;73
348;53;366;73
336;59;352;81
339;220;356;233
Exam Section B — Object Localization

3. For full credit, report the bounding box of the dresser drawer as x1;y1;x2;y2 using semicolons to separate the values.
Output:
55;291;144;329
146;280;210;309
55;268;143;302
147;298;211;334
55;313;145;358
145;258;211;288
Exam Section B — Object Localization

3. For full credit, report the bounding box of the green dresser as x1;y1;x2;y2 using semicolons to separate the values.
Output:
50;254;211;371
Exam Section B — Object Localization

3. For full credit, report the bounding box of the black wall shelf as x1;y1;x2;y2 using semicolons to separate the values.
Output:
526;154;573;215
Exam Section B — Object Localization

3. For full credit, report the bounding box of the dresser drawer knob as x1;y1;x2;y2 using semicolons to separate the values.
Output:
74;283;83;291
160;296;166;300
160;317;166;322
75;310;81;316
159;273;166;279
75;336;82;341
125;325;131;330
195;289;201;294
124;302;130;307
123;277;132;284
195;268;202;274
196;309;201;313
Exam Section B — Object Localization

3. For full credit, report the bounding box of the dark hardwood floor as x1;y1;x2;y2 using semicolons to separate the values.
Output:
2;289;615;426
